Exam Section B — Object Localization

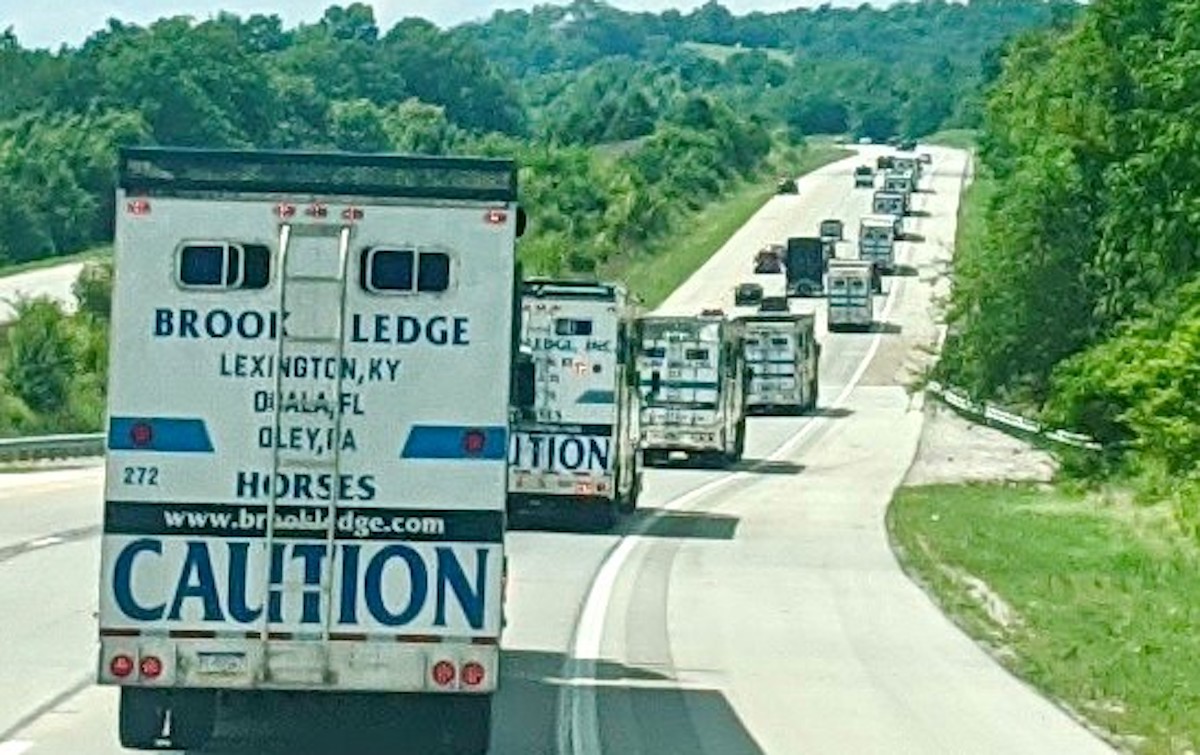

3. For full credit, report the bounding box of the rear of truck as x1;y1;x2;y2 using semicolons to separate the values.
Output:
508;280;641;525
98;148;518;753
827;261;875;331
739;314;819;413
859;215;898;274
785;237;826;297
635;316;746;465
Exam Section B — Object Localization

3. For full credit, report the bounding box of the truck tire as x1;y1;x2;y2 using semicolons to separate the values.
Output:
438;694;492;755
808;378;820;413
119;688;165;750
618;468;642;514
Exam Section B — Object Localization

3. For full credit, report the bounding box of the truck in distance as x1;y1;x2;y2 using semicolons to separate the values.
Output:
853;165;875;187
99;147;520;752
827;259;877;331
734;282;765;306
859;214;900;274
785;236;827;297
635;313;747;467
509;278;642;529
738;312;819;414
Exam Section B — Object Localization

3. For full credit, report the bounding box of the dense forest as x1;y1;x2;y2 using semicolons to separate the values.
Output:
936;0;1200;526
0;0;1074;436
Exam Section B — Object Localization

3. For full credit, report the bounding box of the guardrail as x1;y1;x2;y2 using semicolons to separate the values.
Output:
0;433;105;462
924;381;1104;451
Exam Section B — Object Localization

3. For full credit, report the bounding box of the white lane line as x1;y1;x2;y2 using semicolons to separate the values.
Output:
558;247;911;755
26;537;63;550
0;741;34;755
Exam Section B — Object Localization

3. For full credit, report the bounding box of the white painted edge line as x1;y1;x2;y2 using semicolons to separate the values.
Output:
557;237;911;755
26;537;64;550
0;740;33;755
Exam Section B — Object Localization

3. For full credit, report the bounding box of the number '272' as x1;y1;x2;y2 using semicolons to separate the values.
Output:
122;466;159;486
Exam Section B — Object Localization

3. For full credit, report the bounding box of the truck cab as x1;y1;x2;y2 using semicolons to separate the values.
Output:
738;313;819;414
827;259;877;331
785;236;826;297
635;313;747;467
509;279;642;528
853;165;875;188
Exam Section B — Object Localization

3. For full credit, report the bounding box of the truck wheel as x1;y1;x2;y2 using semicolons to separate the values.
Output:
168;690;217;751
119;688;166;750
438;694;492;755
808;379;820;413
618;469;642;514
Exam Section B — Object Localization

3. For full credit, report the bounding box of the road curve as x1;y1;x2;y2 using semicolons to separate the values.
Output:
0;147;1114;755
0;263;85;324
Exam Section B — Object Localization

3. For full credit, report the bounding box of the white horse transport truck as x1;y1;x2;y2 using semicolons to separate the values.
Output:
508;278;642;528
635;312;747;467
98;147;521;753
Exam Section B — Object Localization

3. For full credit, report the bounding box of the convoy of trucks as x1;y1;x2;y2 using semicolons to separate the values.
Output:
95;141;926;751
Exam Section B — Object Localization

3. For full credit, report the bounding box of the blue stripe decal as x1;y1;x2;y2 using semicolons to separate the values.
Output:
401;425;507;461
108;417;214;453
576;390;616;405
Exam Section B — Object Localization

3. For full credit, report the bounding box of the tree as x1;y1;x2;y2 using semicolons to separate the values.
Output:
329;99;391;152
2;297;78;415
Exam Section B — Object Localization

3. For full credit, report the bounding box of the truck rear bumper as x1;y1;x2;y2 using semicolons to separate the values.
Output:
98;635;499;694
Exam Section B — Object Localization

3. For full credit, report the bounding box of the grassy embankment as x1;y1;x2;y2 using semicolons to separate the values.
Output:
890;143;1199;754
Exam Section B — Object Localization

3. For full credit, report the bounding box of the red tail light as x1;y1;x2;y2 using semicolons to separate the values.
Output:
463;430;487;456
139;656;163;679
461;662;485;688
110;655;135;678
431;660;456;688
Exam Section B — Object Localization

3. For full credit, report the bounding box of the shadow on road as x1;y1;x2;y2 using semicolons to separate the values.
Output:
870;322;903;334
732;459;805;476
632;508;741;540
814;406;853;419
494;650;765;755
890;264;920;277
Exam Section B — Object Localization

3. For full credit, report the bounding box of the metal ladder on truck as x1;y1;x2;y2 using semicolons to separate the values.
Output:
259;218;354;685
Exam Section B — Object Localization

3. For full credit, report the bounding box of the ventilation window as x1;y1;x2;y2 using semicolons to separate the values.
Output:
555;318;593;337
362;248;452;293
178;242;270;290
418;253;450;292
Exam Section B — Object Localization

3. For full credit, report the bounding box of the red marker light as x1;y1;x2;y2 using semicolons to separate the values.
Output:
110;655;135;678
130;422;153;448
431;660;456;687
126;199;151;215
461;662;485;687
275;203;297;219
139;656;163;679
342;207;364;221
484;209;507;225
463;430;487;456
305;203;328;218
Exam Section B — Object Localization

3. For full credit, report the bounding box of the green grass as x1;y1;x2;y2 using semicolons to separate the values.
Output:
924;128;979;150
682;41;794;66
609;144;852;308
889;483;1200;754
0;245;111;278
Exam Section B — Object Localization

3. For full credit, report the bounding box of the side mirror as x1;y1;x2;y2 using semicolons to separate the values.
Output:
513;355;535;409
515;206;528;239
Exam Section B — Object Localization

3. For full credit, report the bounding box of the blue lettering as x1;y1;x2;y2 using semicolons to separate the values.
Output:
154;309;173;337
453;317;469;345
364;545;427;627
589;437;610;471
114;539;166;621
226;543;261;623
292;544;326;624
168;542;224;622
434;548;488;630
339;545;361;624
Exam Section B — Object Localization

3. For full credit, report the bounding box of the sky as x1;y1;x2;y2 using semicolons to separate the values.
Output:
0;0;882;50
